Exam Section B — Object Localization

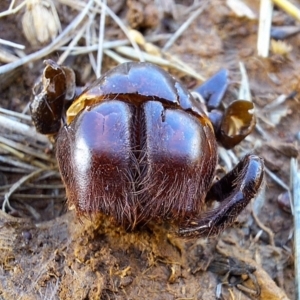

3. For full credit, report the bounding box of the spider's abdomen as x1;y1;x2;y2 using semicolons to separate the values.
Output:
56;62;218;227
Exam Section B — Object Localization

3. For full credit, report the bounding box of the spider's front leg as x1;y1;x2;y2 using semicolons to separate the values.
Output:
179;154;264;238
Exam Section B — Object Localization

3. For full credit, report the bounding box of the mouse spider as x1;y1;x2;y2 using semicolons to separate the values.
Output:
31;61;264;238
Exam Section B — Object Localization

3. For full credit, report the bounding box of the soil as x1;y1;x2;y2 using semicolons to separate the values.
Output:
0;0;298;299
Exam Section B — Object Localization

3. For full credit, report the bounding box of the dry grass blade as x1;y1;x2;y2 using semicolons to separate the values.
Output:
96;0;106;77
262;94;289;111
291;158;300;298
57;21;89;65
0;182;64;191
59;35;171;56
113;46;205;80
0;47;19;64
2;168;45;212
265;166;293;215
1;193;65;200
85;7;98;74
163;1;208;51
273;0;300;21
104;49;131;64
0;136;55;163
252;207;275;246
0;115;49;144
0;0;27;18
63;40;130;57
0;38;25;50
226;0;256;19
0;0;95;74
0;103;63;219
0;107;31;122
95;0;144;63
239;62;251;101
257;0;273;57
0;155;38;171
0;143;48;169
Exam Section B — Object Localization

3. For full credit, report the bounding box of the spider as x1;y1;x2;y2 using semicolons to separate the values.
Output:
31;60;264;238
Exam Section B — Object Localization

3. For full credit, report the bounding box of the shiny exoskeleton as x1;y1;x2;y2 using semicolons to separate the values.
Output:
31;61;264;238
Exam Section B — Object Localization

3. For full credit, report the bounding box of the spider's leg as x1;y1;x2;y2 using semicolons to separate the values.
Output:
178;154;264;238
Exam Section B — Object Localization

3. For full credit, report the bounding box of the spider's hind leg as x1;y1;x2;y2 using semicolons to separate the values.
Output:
178;154;264;238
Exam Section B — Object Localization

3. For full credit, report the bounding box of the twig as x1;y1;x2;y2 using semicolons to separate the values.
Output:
0;0;95;74
95;0;145;62
265;166;294;215
163;1;208;51
0;38;25;50
252;208;275;246
2;169;45;212
255;121;274;140
0;0;26;18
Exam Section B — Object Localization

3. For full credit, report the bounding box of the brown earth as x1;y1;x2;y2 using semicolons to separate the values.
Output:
0;0;298;299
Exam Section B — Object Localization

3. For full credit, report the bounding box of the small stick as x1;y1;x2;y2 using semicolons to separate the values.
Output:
0;0;26;18
273;0;300;21
252;208;275;246
163;1;208;51
291;158;300;299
